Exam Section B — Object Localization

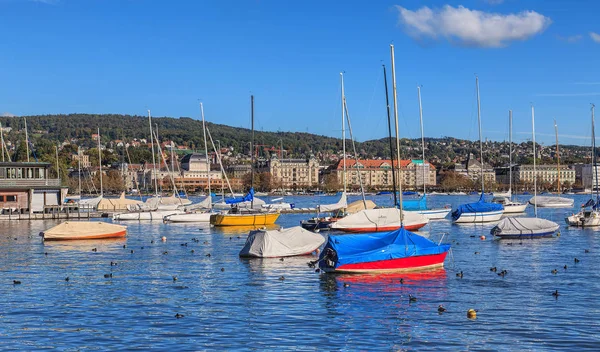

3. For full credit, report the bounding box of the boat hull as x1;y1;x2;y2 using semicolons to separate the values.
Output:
408;208;451;220
493;230;556;239
164;212;214;223
210;213;280;226
43;230;127;241
113;210;183;221
502;203;528;213
334;222;427;233
323;252;448;273
453;210;504;223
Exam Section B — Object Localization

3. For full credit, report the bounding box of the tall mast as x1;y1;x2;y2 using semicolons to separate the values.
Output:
200;103;211;202
0;122;5;162
531;105;538;217
476;76;485;194
554;119;560;193
55;144;59;181
148;110;158;196
251;95;255;209
390;44;404;223
340;73;347;194
24;117;30;162
97;128;103;197
78;146;82;197
383;65;398;207
592;104;598;200
417;85;426;196
509;110;513;198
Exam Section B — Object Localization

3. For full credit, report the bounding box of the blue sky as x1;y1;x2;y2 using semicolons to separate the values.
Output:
0;0;598;146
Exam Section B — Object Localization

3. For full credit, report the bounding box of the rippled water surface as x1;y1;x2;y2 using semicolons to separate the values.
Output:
1;194;600;351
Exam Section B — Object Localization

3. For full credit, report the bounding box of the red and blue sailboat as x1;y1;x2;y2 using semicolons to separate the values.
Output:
318;227;451;273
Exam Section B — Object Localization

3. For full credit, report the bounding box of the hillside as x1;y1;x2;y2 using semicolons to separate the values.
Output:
0;113;594;167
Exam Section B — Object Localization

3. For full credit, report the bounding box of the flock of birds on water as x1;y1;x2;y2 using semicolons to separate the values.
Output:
6;229;594;320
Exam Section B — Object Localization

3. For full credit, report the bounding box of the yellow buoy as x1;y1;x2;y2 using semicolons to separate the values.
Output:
467;309;477;319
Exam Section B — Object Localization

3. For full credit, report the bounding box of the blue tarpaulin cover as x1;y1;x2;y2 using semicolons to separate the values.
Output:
319;227;451;269
226;188;255;205
451;194;503;221
582;197;599;210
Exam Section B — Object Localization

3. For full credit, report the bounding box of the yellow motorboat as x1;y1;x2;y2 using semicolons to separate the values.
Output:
210;211;280;226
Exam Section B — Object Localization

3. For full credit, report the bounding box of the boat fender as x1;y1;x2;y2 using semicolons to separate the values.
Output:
467;309;477;319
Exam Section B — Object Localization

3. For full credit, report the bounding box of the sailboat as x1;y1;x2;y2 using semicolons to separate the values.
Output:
319;47;449;273
566;104;600;227
492;110;527;213
210;96;280;227
452;77;504;223
78;129;103;209
528;119;574;208
329;67;428;233
164;103;218;223
491;105;559;238
301;73;350;231
403;86;451;220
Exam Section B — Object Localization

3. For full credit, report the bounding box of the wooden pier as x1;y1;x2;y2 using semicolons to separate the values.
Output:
0;205;113;221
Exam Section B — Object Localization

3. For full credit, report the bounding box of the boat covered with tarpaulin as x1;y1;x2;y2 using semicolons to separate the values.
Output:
40;221;127;241
239;226;325;258
528;196;574;208
491;217;559;239
452;195;504;223
403;194;451;220
318;227;450;273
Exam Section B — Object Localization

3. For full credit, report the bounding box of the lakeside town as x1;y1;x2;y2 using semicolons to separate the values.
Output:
0;115;597;205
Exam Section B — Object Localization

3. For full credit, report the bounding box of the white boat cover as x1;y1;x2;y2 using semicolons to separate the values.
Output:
158;194;192;206
492;217;559;236
184;196;212;211
98;193;143;211
318;192;347;212
79;195;102;208
41;221;127;240
529;196;574;208
330;208;429;230
346;199;377;214
239;226;325;258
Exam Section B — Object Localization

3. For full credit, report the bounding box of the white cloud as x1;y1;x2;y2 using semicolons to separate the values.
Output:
590;32;600;43
1;112;15;117
395;5;551;47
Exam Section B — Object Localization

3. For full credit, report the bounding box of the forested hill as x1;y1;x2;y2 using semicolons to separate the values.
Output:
0;113;593;167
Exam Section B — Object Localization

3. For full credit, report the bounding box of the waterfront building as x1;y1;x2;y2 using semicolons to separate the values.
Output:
333;159;436;190
515;164;575;187
268;154;320;189
0;162;67;213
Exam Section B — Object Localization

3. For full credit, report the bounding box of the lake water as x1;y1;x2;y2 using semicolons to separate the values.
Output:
1;194;599;351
